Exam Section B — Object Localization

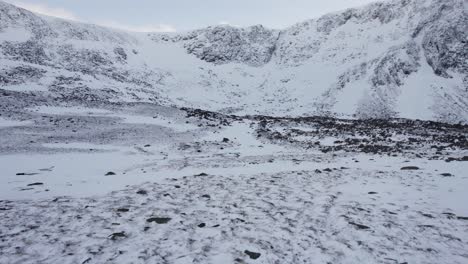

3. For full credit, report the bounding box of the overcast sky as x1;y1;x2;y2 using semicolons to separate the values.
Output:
5;0;385;32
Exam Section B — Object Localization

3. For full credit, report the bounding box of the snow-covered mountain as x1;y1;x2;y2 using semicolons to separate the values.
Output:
0;0;467;123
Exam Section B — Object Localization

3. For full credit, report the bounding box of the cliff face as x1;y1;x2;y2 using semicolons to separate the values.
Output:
1;0;467;123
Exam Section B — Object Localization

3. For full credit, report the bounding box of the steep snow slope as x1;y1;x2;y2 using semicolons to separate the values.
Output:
0;0;467;122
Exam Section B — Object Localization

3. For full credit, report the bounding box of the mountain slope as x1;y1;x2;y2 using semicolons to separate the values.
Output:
0;0;467;123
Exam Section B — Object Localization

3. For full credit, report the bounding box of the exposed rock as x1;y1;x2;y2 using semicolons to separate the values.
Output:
136;190;147;195
27;182;44;186
349;222;371;230
401;166;420;170
244;250;261;260
109;232;126;240
146;217;171;224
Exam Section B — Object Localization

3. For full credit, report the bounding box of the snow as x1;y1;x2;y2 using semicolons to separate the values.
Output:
0;117;31;127
30;106;198;132
31;106;113;116
1;102;468;263
1;0;466;122
1;82;49;92
0;0;467;262
0;26;31;42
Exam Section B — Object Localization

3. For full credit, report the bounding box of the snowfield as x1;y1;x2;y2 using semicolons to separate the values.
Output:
0;102;467;263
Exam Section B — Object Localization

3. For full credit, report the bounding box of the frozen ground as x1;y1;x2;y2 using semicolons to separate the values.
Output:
0;102;467;264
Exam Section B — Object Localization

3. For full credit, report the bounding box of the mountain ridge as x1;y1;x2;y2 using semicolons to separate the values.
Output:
0;0;467;123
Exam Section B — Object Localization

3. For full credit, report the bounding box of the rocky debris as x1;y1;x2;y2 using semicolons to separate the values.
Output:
0;66;46;85
244;250;261;260
16;172;39;176
446;156;468;162
254;115;468;158
182;107;237;125
109;231;126;240
349;222;371;230
198;223;206;228
105;171;116;176
440;173;453;177
27;182;44;186
401;166;420;170
116;208;129;212
146;217;171;224
136;190;147;195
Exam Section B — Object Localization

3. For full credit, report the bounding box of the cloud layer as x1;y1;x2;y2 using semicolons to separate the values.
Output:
5;0;176;32
98;21;177;33
8;1;77;20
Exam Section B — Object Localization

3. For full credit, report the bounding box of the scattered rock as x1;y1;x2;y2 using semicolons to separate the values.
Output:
136;189;147;195
314;169;322;174
195;173;208;177
401;166;420;170
147;217;171;224
349;222;370;230
39;167;54;172
440;173;453;177
244;250;261;260
198;223;206;228
368;192;378;195
201;194;211;199
109;232;126;240
105;171;116;176
222;137;230;143
116;208;129;212
446;156;468;162
16;172;39;176
420;213;434;218
27;182;44;186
